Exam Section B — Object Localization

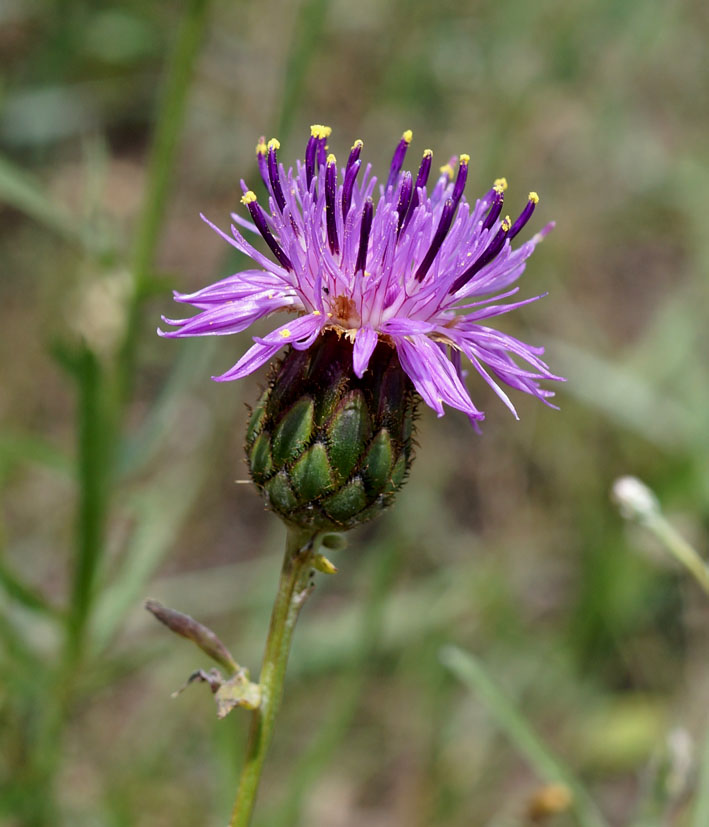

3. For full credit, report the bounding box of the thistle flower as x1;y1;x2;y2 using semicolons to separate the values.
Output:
159;126;562;529
160;125;561;423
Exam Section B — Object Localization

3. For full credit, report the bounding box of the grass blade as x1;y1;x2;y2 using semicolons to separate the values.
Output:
440;645;609;827
0;154;92;248
692;727;709;827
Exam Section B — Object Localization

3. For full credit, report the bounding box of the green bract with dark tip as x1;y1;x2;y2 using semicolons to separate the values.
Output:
245;331;418;531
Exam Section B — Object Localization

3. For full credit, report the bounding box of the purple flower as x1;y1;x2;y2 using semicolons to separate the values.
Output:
160;125;563;423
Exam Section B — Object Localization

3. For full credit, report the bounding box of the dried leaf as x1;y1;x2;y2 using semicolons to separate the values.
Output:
145;599;238;673
170;667;261;718
214;672;261;718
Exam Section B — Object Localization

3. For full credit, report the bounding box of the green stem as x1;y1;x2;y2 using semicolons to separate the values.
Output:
18;6;212;823
268;543;398;827
229;527;315;827
66;345;109;667
116;0;211;408
693;725;709;827
647;514;709;597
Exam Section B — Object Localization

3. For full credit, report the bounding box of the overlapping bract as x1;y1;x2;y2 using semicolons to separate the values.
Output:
160;126;562;423
246;331;417;531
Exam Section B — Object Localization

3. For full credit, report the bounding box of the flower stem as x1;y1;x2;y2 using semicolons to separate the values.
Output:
229;526;315;827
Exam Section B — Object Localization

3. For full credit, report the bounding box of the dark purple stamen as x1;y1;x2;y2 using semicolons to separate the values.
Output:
346;140;363;171
355;198;374;274
243;194;293;271
507;194;538;240
449;220;510;293
414;198;456;282
482;189;504;231
267;141;287;213
414;150;433;190
256;138;270;191
325;157;340;256
451;156;469;206
396;172;413;234
305;136;317;187
386;130;412;191
317;137;328;167
402;150;432;232
341;159;361;221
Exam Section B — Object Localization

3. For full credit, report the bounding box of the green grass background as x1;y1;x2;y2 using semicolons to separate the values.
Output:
1;0;708;825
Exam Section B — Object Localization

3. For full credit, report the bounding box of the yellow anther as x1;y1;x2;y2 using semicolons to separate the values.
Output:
327;312;333;318
351;139;364;150
279;329;291;338
423;148;433;158
326;153;337;165
241;191;257;205
493;177;508;191
310;124;331;139
501;216;511;231
255;139;267;155
439;163;454;178
312;310;321;316
460;153;470;165
402;129;413;144
267;138;280;151
493;183;505;194
529;191;539;204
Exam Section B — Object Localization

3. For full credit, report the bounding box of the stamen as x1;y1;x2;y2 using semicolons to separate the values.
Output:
439;161;455;180
416;149;433;188
267;138;287;213
255;137;269;190
341;159;361;221
450;216;511;293
493;177;508;191
306;125;332;187
396;171;413;234
325;154;340;256
317;125;331;167
415;198;456;282
482;187;504;231
317;137;328;167
347;139;363;171
386;129;413;191
355;198;374;274
305;136;317;187
507;192;539;240
240;191;293;271
402;149;433;232
451;153;469;206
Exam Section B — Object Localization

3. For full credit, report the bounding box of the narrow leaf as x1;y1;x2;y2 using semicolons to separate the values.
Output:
440;645;609;827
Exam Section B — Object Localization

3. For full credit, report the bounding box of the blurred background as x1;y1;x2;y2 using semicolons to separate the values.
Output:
2;0;709;825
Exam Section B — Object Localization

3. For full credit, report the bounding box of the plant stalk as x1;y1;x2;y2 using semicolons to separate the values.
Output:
116;0;211;409
228;527;315;827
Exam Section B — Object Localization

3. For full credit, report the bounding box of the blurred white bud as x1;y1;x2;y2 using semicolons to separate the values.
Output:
70;268;131;357
666;727;693;798
611;476;660;523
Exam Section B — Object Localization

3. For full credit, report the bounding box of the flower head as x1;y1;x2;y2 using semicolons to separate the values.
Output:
160;126;562;423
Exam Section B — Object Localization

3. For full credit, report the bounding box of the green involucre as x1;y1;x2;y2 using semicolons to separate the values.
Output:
244;331;418;531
